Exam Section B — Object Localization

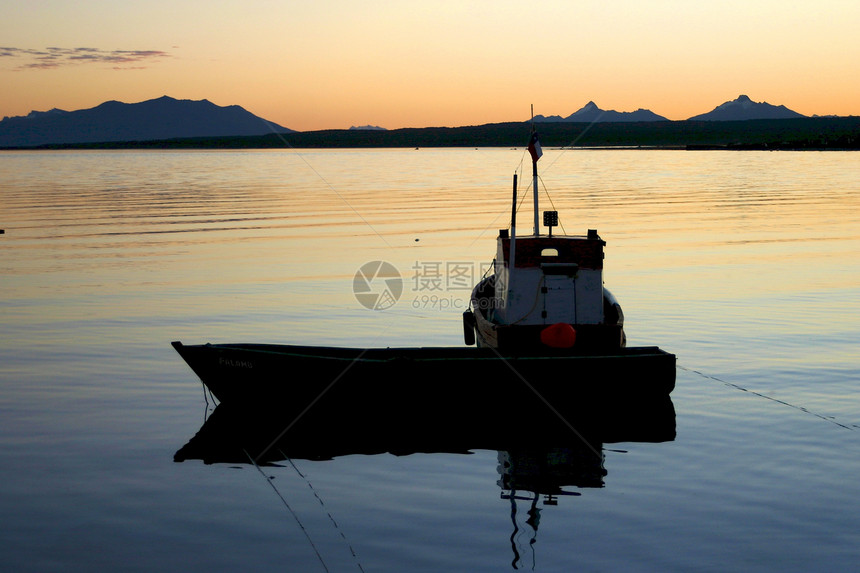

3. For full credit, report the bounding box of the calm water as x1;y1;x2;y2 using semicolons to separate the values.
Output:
1;148;858;572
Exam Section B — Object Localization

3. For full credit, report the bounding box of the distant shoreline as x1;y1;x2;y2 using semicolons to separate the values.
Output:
3;117;858;151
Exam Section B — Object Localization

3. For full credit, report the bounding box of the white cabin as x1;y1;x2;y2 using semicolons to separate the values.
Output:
491;229;606;326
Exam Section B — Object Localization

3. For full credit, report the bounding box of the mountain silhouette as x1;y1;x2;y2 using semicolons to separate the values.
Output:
688;95;806;121
534;101;669;123
0;96;293;147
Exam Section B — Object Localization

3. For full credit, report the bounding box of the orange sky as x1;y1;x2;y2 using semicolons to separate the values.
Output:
2;0;859;131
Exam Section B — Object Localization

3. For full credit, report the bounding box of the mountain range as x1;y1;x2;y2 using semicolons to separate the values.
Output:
687;95;805;121
0;94;833;148
534;101;669;123
536;95;806;123
0;96;293;147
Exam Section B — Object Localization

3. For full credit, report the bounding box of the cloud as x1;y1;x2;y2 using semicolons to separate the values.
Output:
2;46;170;70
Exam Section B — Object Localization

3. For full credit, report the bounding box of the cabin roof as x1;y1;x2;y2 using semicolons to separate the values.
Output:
498;234;605;269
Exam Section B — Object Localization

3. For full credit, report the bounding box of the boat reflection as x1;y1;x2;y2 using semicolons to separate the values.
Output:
175;388;674;466
176;390;674;569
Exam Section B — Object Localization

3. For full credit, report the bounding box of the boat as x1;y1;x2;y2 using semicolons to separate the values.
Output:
172;341;674;406
172;126;675;406
464;128;625;352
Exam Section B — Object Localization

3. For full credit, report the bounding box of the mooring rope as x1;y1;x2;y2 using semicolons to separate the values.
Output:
677;363;856;431
245;450;331;572
200;381;218;422
252;117;392;249
280;452;366;572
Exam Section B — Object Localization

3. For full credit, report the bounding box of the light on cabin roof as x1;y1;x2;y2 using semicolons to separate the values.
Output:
543;211;558;237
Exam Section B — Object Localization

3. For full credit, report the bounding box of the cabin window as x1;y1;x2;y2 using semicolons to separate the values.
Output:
541;248;559;257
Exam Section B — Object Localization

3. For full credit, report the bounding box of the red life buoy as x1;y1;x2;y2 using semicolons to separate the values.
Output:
540;323;577;348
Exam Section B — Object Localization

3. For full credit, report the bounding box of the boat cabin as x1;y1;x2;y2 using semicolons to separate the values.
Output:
491;229;605;327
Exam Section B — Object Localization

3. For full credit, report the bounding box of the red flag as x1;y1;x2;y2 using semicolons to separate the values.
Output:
528;132;542;163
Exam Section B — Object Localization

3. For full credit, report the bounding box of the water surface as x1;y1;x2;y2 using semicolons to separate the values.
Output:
1;148;858;571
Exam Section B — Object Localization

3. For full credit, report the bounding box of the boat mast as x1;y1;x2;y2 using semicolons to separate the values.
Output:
528;105;542;236
510;173;517;271
532;143;539;236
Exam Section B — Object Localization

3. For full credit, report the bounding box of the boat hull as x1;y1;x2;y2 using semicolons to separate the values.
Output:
471;308;625;351
171;341;676;411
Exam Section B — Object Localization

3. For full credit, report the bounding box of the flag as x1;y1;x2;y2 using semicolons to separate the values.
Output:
528;132;542;163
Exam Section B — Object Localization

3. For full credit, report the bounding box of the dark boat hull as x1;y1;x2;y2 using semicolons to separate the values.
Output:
171;341;676;410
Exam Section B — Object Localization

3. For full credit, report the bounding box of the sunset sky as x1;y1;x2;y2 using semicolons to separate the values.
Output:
2;0;859;131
